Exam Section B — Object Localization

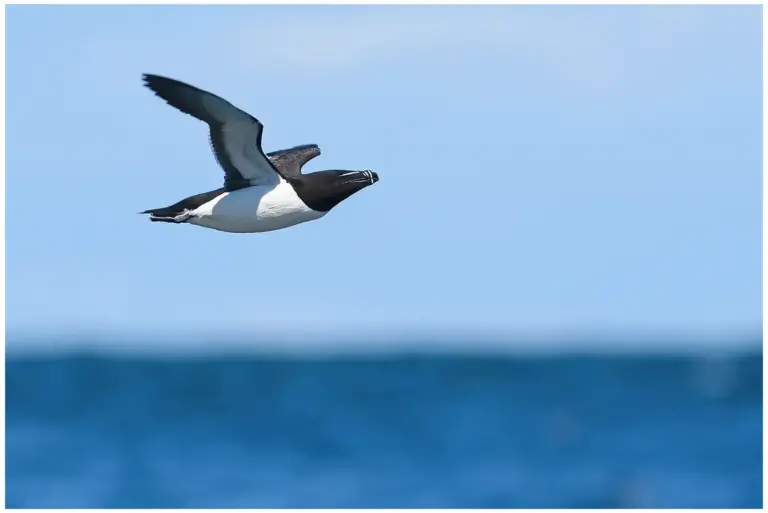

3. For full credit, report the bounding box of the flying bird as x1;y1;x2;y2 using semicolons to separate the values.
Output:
140;74;378;233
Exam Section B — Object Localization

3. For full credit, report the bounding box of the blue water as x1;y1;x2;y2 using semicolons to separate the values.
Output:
6;349;762;508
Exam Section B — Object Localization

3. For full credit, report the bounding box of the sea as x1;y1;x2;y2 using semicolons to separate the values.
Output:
5;341;763;509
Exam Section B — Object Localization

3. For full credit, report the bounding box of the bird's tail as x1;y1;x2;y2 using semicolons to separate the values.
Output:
139;205;189;223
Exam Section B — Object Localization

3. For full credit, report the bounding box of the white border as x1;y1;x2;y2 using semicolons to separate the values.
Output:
2;0;766;4
0;1;764;512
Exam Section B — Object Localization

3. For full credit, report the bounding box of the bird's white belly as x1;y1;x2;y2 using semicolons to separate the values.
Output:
188;183;325;233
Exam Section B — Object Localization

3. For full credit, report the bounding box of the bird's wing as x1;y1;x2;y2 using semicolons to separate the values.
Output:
267;144;321;179
142;74;284;189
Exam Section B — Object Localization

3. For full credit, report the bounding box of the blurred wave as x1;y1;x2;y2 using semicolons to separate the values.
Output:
6;343;762;508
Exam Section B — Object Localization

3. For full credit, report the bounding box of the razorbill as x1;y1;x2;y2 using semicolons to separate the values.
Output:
140;74;379;233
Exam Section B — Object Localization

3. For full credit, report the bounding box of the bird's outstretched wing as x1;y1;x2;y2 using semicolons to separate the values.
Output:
267;144;321;179
143;74;284;189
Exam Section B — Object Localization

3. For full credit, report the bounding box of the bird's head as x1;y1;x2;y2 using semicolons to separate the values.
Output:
292;169;379;213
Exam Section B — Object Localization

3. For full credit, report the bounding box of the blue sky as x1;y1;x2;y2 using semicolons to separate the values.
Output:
5;5;762;348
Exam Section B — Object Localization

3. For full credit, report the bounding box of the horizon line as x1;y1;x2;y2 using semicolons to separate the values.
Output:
4;326;762;357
